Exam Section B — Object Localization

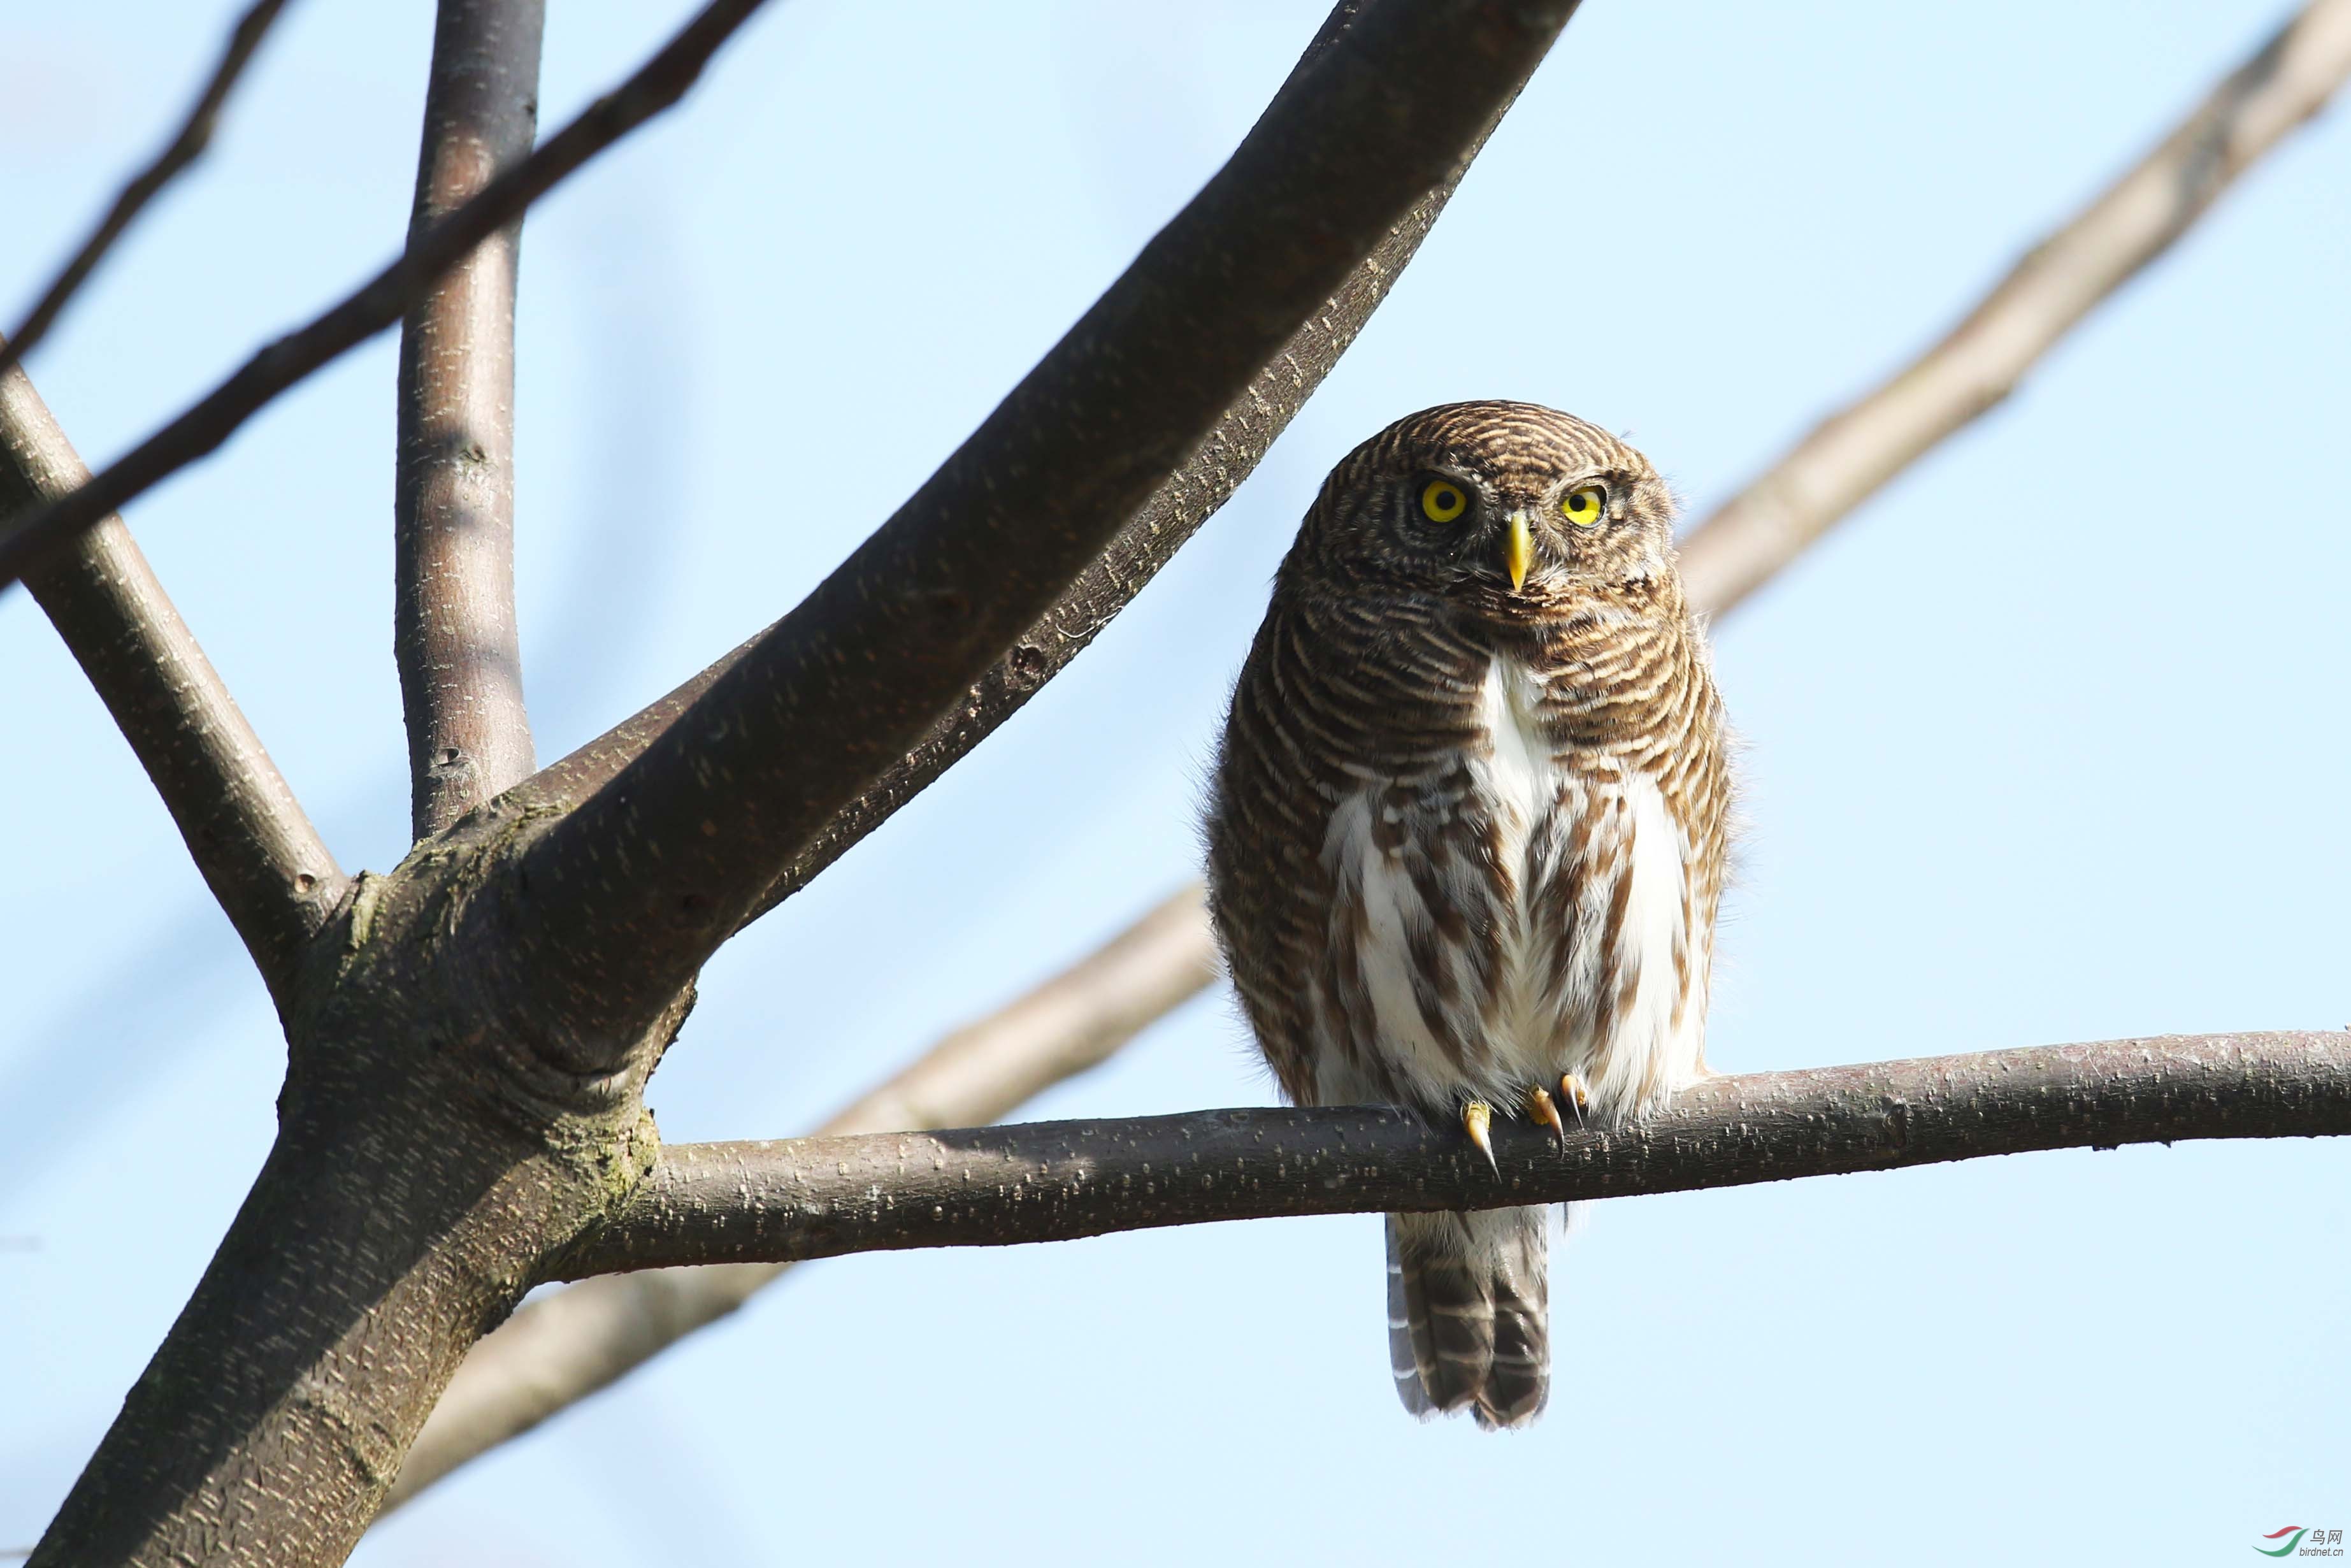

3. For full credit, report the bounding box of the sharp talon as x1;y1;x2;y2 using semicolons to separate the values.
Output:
1460;1100;1497;1173
1527;1086;1565;1150
1560;1072;1590;1118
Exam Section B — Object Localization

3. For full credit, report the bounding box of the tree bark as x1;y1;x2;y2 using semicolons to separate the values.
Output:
24;6;1571;1560
394;0;545;837
516;13;1556;931
4;363;341;1009
384;884;1216;1510
567;1032;2350;1275
24;853;673;1568
492;0;1585;1057
374;0;2351;1495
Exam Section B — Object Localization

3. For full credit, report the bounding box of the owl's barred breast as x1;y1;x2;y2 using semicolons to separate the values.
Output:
1205;401;1731;1428
1314;652;1708;1125
1211;579;1725;1125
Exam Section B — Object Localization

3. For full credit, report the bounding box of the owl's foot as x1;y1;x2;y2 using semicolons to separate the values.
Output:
1525;1084;1565;1151
1559;1072;1591;1118
1460;1100;1497;1174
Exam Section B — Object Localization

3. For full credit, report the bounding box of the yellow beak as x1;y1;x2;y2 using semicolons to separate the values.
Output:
1505;510;1532;591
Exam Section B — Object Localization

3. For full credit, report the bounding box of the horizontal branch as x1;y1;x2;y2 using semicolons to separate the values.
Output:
3;361;342;1005
1675;0;2351;615
0;0;780;588
564;1032;2348;1275
492;0;1581;1058
386;3;2351;1486
384;884;1216;1511
0;0;297;378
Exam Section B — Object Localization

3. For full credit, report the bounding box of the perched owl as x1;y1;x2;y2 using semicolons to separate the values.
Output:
1205;401;1730;1429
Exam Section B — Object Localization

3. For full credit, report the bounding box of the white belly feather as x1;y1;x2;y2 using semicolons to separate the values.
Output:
1321;658;1708;1119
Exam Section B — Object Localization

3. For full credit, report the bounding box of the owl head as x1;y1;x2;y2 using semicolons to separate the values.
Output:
1286;400;1679;622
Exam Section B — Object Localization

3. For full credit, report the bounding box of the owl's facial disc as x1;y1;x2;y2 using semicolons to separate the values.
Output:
1504;510;1532;591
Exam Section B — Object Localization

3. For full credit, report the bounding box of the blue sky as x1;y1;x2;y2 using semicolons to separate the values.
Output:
2;2;2345;1563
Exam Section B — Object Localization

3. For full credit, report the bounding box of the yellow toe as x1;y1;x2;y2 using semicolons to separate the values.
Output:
1560;1072;1591;1116
1460;1100;1497;1173
1526;1085;1565;1149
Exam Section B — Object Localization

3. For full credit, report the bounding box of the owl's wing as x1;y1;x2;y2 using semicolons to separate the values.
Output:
1204;625;1337;1106
1204;601;1514;1114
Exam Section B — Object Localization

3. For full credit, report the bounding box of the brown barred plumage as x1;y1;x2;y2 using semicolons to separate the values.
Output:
1205;401;1730;1429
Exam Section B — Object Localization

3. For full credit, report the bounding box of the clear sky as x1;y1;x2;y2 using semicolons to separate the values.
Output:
2;2;2346;1563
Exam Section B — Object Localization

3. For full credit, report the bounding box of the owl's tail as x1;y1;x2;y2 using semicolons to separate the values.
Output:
1385;1205;1549;1430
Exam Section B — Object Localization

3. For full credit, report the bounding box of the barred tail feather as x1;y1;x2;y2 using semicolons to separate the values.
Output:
1385;1206;1549;1430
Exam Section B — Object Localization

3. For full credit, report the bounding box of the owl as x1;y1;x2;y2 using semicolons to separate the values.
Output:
1205;401;1731;1429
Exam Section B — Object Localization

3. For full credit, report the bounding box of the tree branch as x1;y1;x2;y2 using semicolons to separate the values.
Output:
564;1032;2348;1276
0;0;782;589
395;0;545;838
0;0;298;379
517;68;1520;928
384;884;1216;1511
381;0;2351;1489
3;361;342;1007
23;1030;654;1568
1674;0;2351;615
490;0;1583;1059
507;0;2351;944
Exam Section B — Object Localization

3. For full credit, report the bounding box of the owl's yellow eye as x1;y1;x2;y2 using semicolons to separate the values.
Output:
1420;479;1468;524
1560;486;1606;527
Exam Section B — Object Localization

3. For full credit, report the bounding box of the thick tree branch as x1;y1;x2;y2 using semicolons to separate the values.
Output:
510;0;2351;944
520;121;1514;927
1675;0;2351;614
3;361;341;1006
492;0;1583;1058
566;1032;2348;1276
395;0;545;837
0;0;781;589
384;884;1216;1511
24;863;675;1568
0;0;298;379
508;5;1483;831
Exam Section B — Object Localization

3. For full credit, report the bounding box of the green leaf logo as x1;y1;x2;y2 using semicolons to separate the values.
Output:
2257;1528;2308;1558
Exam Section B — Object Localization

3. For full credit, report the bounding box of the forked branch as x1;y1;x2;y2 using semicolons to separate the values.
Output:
383;884;1216;1510
389;0;2351;1497
568;1032;2349;1275
395;0;546;837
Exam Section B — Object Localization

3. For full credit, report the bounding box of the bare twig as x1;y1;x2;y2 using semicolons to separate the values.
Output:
0;0;298;379
396;0;546;837
0;0;780;588
385;885;1216;1510
3;360;342;1006
1675;0;2351;614
491;0;1583;1061
569;1032;2348;1275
